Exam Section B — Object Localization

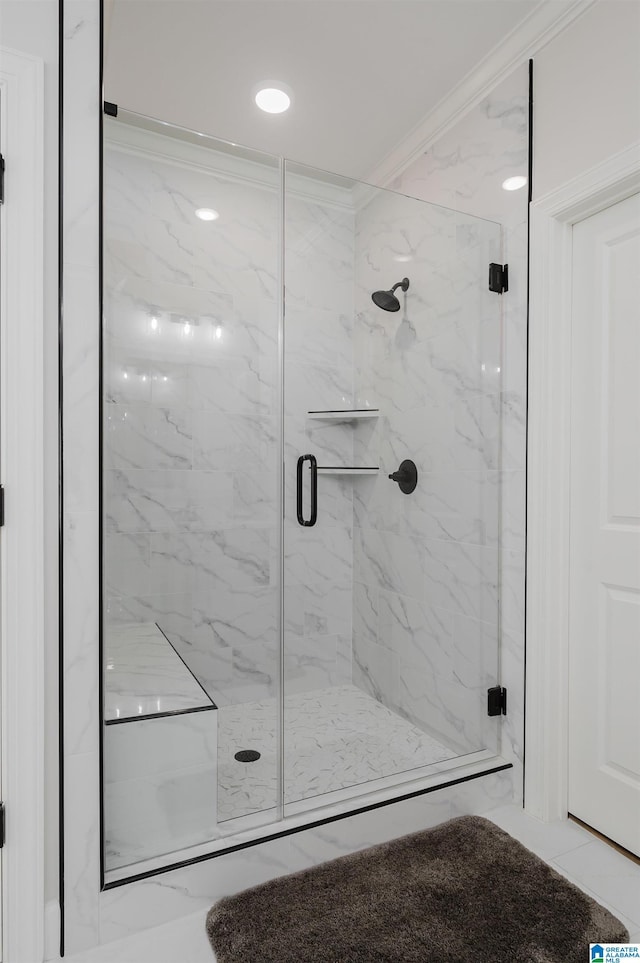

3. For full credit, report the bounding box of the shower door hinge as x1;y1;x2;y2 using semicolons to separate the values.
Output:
104;101;118;117
0;485;5;526
488;263;508;294
487;685;507;717
0;802;5;848
0;153;5;204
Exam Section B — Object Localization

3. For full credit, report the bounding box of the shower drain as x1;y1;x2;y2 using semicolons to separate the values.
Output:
234;749;261;763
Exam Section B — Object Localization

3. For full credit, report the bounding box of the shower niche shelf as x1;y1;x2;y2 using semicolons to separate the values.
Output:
307;409;379;422
317;466;379;476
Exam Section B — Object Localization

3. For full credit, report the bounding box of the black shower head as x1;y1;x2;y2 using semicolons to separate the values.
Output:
371;277;410;312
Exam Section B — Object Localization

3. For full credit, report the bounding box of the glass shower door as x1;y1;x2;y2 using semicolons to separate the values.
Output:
101;111;507;877
282;161;504;812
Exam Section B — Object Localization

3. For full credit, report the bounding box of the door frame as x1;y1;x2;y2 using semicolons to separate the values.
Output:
525;141;640;822
0;46;46;963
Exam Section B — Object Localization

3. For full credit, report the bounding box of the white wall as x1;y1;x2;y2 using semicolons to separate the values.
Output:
0;0;59;911
534;0;640;198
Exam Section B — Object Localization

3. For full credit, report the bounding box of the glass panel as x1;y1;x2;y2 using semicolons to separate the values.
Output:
283;161;503;812
101;111;507;874
102;112;282;873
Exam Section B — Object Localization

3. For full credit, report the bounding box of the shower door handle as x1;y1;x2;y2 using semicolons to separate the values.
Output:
296;454;317;527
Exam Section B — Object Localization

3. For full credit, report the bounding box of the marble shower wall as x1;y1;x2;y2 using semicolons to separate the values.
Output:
387;65;530;787
103;127;354;706
283;171;356;694
103;127;280;708
351;186;503;755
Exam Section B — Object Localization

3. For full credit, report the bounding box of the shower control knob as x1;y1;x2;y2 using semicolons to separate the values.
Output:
388;459;418;495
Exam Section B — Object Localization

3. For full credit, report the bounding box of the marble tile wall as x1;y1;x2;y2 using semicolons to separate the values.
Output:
283;181;356;693
350;186;503;756
103;132;280;709
103;133;355;706
386;64;530;791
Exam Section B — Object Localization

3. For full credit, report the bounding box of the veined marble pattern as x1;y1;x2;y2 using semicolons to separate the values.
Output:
392;69;527;802
62;33;527;954
104;622;214;721
103;128;358;706
104;681;457;873
216;684;454;821
71;806;638;957
390;69;528;225
103;125;283;713
348;67;528;790
283;189;356;698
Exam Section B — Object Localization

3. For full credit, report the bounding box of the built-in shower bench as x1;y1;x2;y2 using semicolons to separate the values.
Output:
103;623;218;872
104;622;216;722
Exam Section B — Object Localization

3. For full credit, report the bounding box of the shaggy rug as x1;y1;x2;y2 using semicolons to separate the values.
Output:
206;815;629;963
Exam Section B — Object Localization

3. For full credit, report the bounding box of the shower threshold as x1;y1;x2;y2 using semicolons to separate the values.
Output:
104;749;507;887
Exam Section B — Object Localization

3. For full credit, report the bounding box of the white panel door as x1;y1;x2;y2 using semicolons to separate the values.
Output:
568;192;640;856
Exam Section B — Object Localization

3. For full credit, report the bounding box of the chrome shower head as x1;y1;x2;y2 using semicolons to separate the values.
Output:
371;277;410;312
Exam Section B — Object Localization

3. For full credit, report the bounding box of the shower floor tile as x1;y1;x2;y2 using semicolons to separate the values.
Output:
217;684;453;821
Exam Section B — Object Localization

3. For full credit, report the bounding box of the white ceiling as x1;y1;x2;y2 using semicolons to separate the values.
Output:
105;0;540;180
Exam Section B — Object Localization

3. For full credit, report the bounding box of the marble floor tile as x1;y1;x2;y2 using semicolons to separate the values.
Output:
487;803;594;860
489;804;640;934
63;909;214;963
62;804;640;963
552;839;640;930
549;861;640;939
217;684;454;821
104;681;455;871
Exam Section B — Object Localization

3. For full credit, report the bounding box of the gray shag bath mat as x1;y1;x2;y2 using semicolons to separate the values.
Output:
206;814;629;963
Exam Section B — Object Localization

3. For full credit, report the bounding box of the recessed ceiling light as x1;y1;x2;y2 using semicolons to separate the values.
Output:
502;175;527;192
255;85;291;114
195;207;219;221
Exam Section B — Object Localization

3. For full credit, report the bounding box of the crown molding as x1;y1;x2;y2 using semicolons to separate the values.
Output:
105;114;355;211
365;0;597;189
533;140;640;219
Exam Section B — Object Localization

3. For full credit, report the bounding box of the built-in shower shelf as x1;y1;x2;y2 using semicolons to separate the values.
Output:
307;409;379;422
317;466;379;476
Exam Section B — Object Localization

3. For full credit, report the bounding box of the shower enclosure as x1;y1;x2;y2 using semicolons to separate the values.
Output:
102;109;505;879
